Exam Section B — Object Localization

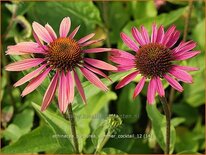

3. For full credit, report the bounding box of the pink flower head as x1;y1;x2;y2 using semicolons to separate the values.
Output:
110;24;200;104
5;17;117;113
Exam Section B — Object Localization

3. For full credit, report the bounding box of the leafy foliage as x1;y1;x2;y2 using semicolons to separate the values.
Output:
1;1;205;154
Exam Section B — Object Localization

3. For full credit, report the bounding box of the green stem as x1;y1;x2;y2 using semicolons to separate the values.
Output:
159;96;171;154
95;130;112;154
67;104;79;154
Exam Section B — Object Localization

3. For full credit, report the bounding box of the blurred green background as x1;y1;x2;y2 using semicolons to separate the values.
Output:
1;0;205;154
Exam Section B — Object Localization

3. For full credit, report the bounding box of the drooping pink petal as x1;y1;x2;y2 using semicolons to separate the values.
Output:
80;67;108;91
5;58;44;71
78;33;95;44
84;64;112;81
14;64;46;87
58;72;68;113
73;69;86;104
132;27;146;46
80;39;103;47
164;74;183;92
156;25;164;43
133;76;146;99
82;48;112;53
6;42;46;55
156;77;165;97
141;26;150;44
120;32;139;51
32;22;53;43
33;30;43;47
115;71;139;89
151;23;158;43
173;41;196;54
59;17;71;38
173;65;199;71
116;65;135;72
66;71;74;105
169;67;193;83
69;25;80;39
173;51;200;61
110;49;135;60
147;78;157;104
84;58;117;71
45;23;57;41
21;67;51;97
41;72;59;111
166;30;180;48
162;25;176;46
109;56;135;66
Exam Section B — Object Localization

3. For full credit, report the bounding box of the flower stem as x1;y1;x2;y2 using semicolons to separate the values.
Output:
159;96;171;154
95;130;111;154
67;104;79;154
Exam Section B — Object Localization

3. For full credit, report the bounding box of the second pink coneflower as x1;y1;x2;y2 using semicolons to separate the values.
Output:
5;17;117;113
111;24;200;104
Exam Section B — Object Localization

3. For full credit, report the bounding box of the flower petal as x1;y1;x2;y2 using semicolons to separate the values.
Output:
6;42;45;55
69;25;80;39
59;17;71;38
133;76;146;99
80;67;108;91
84;58;117;71
73;69;86;104
120;32;139;51
66;71;74;105
58;72;68;113
109;56;135;66
162;25;176;46
132;27;146;46
78;33;95;44
173;51;200;60
173;41;196;54
14;64;46;87
151;23;158;43
141;26;150;44
45;23;57;41
156;77;165;97
80;39;103;47
147;78;157;104
84;64;111;81
41;72;59;111
166;30;180;48
164;74;183;92
21;67;51;96
173;65;199;71
32;22;53;43
110;49;135;60
82;48;111;53
115;71;139;89
169;67;193;83
156;25;164;43
5;58;44;71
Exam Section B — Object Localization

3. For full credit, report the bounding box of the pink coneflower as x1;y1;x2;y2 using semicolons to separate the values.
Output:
110;24;200;104
5;17;117;113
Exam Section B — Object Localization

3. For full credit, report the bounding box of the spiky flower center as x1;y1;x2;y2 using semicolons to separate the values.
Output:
46;38;82;71
135;43;173;78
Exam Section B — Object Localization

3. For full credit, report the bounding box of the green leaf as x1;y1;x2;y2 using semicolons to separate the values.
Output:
31;102;74;153
118;7;186;50
1;125;66;153
101;147;127;154
27;2;102;37
146;103;176;154
130;1;157;19
171;117;186;127
177;150;201;154
173;103;198;125
117;83;141;124
2;108;34;143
